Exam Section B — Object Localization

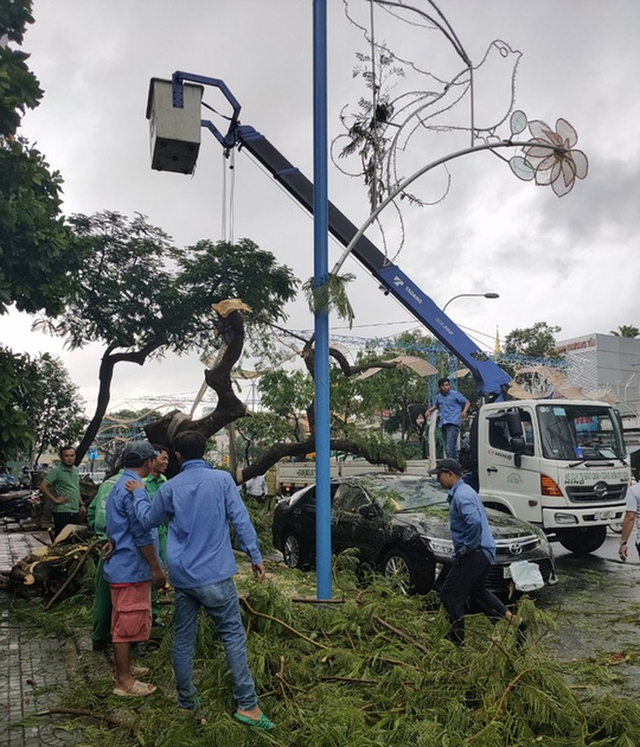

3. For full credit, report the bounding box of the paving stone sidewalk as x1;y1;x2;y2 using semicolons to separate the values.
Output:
0;529;79;747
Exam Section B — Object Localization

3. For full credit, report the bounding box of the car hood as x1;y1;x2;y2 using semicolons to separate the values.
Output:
392;507;541;541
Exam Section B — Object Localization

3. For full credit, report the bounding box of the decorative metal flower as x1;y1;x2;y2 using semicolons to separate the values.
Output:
519;118;589;197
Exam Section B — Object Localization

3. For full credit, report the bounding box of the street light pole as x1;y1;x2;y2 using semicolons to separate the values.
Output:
442;292;499;314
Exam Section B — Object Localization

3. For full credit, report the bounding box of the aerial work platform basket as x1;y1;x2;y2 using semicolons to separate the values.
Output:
146;78;203;174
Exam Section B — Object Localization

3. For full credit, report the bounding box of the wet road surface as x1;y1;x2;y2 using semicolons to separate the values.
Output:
535;529;640;697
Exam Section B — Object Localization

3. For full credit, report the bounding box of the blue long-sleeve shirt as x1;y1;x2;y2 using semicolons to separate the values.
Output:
448;479;496;562
104;469;158;583
435;390;469;426
132;459;262;589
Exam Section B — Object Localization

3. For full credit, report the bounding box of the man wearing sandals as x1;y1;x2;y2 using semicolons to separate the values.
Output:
128;430;275;730
104;441;166;697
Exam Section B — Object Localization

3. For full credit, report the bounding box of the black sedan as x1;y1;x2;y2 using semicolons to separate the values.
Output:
272;474;557;595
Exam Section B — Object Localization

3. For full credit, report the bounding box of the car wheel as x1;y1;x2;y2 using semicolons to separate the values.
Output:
558;525;607;555
381;549;422;595
282;532;305;569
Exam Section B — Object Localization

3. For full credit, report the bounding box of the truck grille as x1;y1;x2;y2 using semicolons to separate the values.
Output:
565;483;627;503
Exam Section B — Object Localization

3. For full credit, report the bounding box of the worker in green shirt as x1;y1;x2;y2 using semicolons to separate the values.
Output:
144;446;170;564
87;467;124;651
39;445;85;538
145;445;170;623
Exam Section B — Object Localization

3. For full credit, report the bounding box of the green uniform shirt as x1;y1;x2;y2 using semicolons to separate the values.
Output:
144;472;168;565
87;470;124;540
144;472;167;499
44;463;80;514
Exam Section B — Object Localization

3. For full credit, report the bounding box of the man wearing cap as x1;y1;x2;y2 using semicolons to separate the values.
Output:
104;441;166;697
128;430;274;731
429;458;514;645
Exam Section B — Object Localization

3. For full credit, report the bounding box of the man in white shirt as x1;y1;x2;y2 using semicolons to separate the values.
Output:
618;481;640;561
243;474;267;502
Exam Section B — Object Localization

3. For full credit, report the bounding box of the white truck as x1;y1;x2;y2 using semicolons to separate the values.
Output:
461;398;629;554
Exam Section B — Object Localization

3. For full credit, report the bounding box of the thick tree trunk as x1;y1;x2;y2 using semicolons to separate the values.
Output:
144;308;247;457
75;342;161;463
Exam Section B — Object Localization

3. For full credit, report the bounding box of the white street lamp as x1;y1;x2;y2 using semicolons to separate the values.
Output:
442;292;499;314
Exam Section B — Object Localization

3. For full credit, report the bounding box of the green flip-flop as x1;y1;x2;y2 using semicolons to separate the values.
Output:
232;711;276;731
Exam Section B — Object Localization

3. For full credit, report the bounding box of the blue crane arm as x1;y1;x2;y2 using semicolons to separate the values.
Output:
237;125;511;400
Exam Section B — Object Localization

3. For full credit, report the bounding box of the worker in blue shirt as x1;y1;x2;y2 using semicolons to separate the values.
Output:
104;441;165;697
430;458;514;645
425;377;470;459
128;430;275;732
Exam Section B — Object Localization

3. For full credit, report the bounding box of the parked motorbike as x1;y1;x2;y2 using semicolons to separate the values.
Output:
0;488;41;523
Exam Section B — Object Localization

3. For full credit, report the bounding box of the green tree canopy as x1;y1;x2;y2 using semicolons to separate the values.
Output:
36;211;298;461
0;0;85;316
0;345;41;462
29;355;86;464
504;321;561;359
0;3;87;460
0;349;84;464
610;325;639;339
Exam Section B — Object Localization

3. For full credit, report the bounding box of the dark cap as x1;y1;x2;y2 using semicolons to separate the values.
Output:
123;440;159;467
428;458;463;476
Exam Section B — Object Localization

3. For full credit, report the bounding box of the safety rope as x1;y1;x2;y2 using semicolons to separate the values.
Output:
220;149;236;243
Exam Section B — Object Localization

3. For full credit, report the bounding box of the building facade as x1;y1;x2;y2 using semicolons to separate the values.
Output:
557;333;640;418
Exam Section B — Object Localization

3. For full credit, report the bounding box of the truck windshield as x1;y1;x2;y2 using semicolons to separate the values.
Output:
536;404;626;461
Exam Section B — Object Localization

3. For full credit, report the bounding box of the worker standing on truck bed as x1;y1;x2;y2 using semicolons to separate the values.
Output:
425;377;470;459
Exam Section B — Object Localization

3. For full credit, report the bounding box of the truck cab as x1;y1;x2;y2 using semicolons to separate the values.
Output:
467;399;629;554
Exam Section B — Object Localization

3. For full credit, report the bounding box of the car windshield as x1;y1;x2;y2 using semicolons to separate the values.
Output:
536;404;626;461
360;477;449;513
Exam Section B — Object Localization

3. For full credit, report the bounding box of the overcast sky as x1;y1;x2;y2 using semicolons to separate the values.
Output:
2;0;639;416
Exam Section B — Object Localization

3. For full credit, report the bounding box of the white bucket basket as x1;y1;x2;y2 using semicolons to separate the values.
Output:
146;78;203;174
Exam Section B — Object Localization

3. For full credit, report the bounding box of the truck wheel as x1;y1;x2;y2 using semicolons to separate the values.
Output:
558;526;607;555
381;549;426;595
282;532;306;569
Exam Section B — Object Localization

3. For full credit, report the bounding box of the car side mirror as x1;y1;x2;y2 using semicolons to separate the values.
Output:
359;504;378;519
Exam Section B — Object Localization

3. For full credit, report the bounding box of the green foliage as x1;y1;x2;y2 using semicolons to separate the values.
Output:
8;568;640;747
0;6;83;316
610;325;639;339
236;410;295;464
47;211;180;351
0;348;84;464
29;354;86;461
0;139;80;316
302;271;356;326
339;47;405;209
0;344;41;461
504;321;561;360
177;237;298;351
0;0;34;47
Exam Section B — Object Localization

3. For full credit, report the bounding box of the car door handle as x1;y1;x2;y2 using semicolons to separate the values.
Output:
293;508;301;516
486;466;498;473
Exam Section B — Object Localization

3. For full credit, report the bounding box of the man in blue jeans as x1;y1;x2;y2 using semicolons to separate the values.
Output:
128;430;274;731
425;377;470;459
